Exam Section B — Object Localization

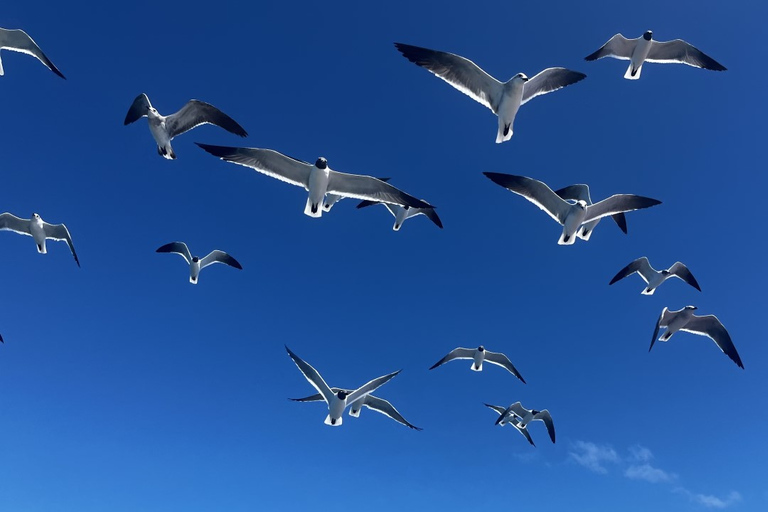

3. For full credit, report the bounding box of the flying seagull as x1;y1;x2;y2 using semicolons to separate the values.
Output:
356;198;443;231
290;388;421;430
429;346;525;383
285;346;400;426
483;173;661;245
610;257;701;295
323;177;390;212
651;306;743;369
555;184;627;240
484;403;535;446
394;42;586;143
196;143;434;218
0;27;65;78
124;93;247;159
0;213;79;266
156;242;241;284
585;30;726;79
494;401;555;444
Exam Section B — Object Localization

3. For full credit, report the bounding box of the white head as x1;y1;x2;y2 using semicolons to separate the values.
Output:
684;305;698;311
514;73;529;83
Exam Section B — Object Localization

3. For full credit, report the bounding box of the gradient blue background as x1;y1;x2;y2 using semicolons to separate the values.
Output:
0;1;764;510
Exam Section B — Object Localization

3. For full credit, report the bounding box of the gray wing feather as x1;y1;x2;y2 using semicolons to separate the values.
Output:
584;195;661;223
285;346;336;404
522;67;586;105
650;307;668;352
200;250;243;270
0;28;65;78
421;207;443;229
156;242;192;265
483;173;571;224
609;257;654;285
683;316;743;369
533;410;556;443
584;33;636;61
290;388;346;402
124;93;152;125
196;144;312;188
327;172;432;209
395;42;503;112
484;403;508;416
669;262;701;292
511;420;536;446
362;395;422;430
346;370;401;405
647;40;726;71
483;351;526;383
429;347;475;370
555;184;591;202
43;222;80;267
0;213;32;235
166;100;248;139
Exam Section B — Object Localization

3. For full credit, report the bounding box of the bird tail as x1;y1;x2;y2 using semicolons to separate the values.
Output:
324;414;342;426
349;408;361;418
304;197;323;218
470;363;482;372
641;287;655;295
625;63;642;80
496;119;513;143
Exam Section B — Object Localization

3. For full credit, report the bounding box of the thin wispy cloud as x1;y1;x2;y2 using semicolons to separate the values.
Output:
568;441;619;473
676;489;742;509
625;462;677;483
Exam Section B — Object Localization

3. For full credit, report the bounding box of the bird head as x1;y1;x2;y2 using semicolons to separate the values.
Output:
336;390;349;400
315;157;328;169
643;30;653;41
515;73;529;82
191;256;200;263
477;345;485;352
661;270;670;275
685;305;698;311
32;213;40;219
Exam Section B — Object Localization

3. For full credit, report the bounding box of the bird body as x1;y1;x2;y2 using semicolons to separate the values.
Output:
0;213;79;266
494;402;555;444
155;242;242;284
429;345;525;383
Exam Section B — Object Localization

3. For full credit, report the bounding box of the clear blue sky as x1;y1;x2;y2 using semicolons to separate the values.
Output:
0;1;764;511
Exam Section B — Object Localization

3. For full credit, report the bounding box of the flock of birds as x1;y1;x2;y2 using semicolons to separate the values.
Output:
0;26;741;443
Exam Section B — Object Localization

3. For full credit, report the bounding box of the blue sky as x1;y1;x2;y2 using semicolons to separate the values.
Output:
0;1;765;510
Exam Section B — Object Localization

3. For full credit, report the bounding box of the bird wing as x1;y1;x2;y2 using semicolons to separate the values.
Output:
285;346;336;404
669;262;701;291
166;100;248;139
420;207;443;229
508;402;529;418
484;403;508;416
326;171;432;209
483;173;571;225
0;28;65;78
609;257;654;285
289;388;346;402
611;212;628;234
394;42;504;113
584;33;636;61
429;347;476;370
555;184;591;203
521;67;587;105
346;370;401;405
0;213;32;236
533;410;556;443
583;194;661;223
362;395;422;430
156;242;192;265
196;144;312;188
646;39;727;71
511;420;536;446
42;222;80;267
650;307;671;351
682;315;743;369
200;250;243;270
123;93;153;125
483;350;526;383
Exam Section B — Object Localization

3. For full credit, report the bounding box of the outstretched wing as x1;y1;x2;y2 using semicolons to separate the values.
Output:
327;172;432;209
650;307;671;351
42;222;80;267
483;173;571;225
156;242;192;265
584;194;661;223
522;67;586;105
200;250;243;270
609;257;654;285
196;144;312;188
346;370;401;405
0;213;32;236
683;315;743;369
483;350;526;383
429;347;475;370
362;395;422;430
124;93;152;125
484;403;508;417
166;100;248;139
394;42;504;113
669;262;701;292
285;346;336;404
647;39;727;71
290;388;346;402
533;410;556;443
584;33;636;61
511;420;536;446
0;28;65;78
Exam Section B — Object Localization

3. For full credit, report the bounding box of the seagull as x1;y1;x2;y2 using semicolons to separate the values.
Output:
196;144;434;218
555;184;627;240
484;403;535;446
610;257;701;295
290;389;422;430
0;213;79;266
0;27;65;79
285;346;401;426
155;242;242;284
651;306;743;369
124;94;247;159
356;198;443;231
585;30;726;79
323;177;390;212
394;42;586;143
483;173;661;245
494;402;555;444
429;346;525;383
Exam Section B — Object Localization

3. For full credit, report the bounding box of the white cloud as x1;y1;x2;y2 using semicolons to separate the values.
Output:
568;441;620;474
677;490;743;509
628;445;654;462
624;463;677;483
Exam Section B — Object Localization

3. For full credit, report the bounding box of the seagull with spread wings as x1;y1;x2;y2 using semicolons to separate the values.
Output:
0;213;79;266
484;403;536;446
610;257;701;295
394;42;586;143
290;389;421;430
555;184;627;240
585;30;726;79
124;93;247;159
494;402;555;444
156;242;242;284
429;345;525;383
